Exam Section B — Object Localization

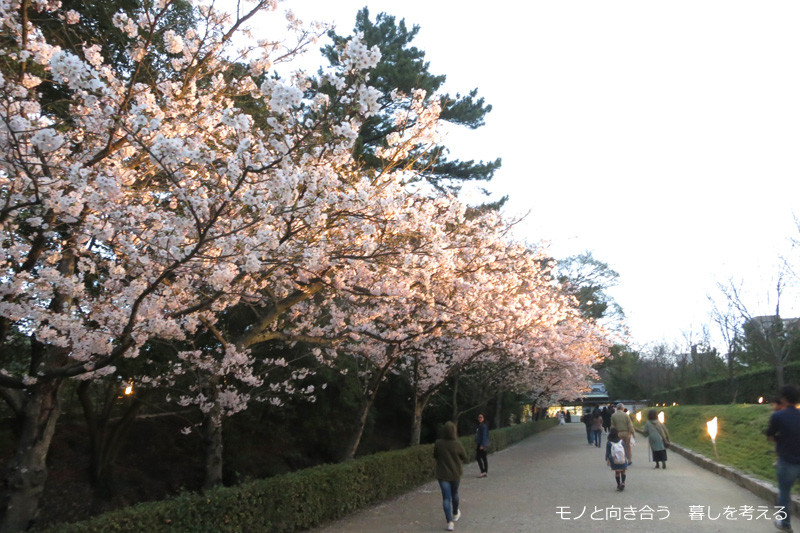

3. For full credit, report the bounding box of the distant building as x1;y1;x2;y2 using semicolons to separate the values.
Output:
581;383;610;408
746;315;800;334
590;383;607;394
540;383;610;421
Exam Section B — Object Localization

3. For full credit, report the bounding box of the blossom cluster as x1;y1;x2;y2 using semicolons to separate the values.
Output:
0;0;610;435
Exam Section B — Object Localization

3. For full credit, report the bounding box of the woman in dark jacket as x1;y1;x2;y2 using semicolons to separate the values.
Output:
434;421;468;531
475;413;490;477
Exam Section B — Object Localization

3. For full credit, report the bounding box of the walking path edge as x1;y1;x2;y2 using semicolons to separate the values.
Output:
637;428;800;516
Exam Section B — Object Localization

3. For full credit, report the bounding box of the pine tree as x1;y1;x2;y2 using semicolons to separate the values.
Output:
321;8;503;204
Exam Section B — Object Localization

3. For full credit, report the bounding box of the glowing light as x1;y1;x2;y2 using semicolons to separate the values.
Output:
758;397;764;404
658;411;665;424
707;417;718;441
635;411;642;422
124;384;133;395
707;416;720;460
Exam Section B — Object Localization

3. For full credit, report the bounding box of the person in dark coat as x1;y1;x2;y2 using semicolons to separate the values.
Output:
582;410;594;445
475;413;490;478
435;421;468;531
766;385;800;532
601;406;611;433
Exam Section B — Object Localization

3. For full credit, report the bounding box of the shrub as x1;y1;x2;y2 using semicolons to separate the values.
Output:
650;362;800;405
40;418;557;532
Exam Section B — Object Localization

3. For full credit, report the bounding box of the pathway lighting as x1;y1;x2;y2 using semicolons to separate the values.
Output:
758;397;764;404
124;382;133;395
658;411;665;424
635;411;642;422
707;416;719;460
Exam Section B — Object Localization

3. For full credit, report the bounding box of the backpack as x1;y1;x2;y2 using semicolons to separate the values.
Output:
610;440;627;465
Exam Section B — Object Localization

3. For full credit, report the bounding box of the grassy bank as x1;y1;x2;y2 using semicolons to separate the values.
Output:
633;404;783;488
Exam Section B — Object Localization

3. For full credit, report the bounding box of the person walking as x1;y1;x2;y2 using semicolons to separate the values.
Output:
641;409;670;469
771;394;787;413
582;410;594;445
610;403;635;465
475;413;490;478
605;427;628;491
766;385;800;532
601;406;611;433
591;408;603;448
558;410;565;425
434;421;468;531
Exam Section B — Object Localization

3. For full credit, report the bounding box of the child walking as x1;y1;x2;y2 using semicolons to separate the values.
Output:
606;427;628;491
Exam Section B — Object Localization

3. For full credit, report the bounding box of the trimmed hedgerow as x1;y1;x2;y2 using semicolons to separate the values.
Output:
650;361;800;405
40;418;557;533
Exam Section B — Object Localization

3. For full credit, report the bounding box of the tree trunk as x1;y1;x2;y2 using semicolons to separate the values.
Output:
409;394;432;447
493;391;503;429
77;382;144;495
2;226;76;531
201;381;224;490
776;362;786;390
727;350;736;403
340;396;375;461
340;348;398;461
1;378;64;533
450;376;460;427
0;387;23;418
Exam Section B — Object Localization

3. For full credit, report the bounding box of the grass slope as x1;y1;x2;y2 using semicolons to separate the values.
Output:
633;404;789;490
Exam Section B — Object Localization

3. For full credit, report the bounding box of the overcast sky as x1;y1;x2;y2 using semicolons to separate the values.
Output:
227;0;800;350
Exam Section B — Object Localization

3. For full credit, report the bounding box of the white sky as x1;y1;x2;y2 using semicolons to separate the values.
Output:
227;0;800;350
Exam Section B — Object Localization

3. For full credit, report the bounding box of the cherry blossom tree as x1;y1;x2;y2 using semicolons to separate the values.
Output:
0;2;612;529
395;234;611;445
281;195;463;459
0;0;429;527
286;204;611;452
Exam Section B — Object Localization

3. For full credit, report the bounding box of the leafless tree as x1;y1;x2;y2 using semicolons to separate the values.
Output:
718;272;799;389
708;287;743;401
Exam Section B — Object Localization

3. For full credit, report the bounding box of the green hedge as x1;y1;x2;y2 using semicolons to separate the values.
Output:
40;418;557;533
650;361;800;405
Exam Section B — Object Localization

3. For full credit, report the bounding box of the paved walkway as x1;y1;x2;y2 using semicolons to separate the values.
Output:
310;422;783;532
